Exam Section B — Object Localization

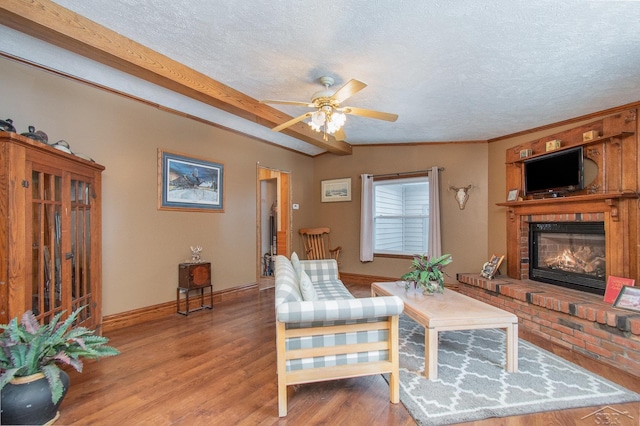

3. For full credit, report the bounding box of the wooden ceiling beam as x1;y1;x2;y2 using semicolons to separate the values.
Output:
0;0;352;155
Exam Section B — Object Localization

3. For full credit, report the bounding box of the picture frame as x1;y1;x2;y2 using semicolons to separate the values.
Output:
158;149;224;212
321;177;352;202
507;189;519;202
613;286;640;313
480;254;505;280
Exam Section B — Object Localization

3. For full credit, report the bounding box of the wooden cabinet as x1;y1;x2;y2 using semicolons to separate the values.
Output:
177;262;213;315
178;262;211;289
0;132;104;331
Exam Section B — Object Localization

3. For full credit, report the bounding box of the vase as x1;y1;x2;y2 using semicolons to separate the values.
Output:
0;371;69;425
420;281;443;295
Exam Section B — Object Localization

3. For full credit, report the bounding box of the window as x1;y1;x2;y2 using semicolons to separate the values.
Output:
373;176;429;255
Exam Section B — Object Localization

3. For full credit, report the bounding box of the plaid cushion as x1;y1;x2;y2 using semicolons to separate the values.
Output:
274;255;302;305
286;328;390;350
276;296;404;323
300;259;339;283
287;350;389;371
314;280;353;300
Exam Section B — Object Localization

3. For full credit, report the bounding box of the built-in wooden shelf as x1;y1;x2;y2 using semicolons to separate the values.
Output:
507;131;635;164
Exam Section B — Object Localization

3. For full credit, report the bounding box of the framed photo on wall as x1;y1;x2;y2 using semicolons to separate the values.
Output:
158;149;225;212
321;177;352;202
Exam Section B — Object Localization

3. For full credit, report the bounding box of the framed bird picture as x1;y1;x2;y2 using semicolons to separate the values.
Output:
480;254;505;280
158;149;225;212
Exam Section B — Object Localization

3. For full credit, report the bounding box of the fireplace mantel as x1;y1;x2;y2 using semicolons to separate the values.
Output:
497;192;638;222
499;196;638;283
498;191;638;208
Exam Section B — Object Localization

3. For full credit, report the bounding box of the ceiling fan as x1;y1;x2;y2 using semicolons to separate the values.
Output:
260;76;398;141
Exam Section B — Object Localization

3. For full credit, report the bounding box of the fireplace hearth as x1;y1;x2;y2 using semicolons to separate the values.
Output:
529;222;605;295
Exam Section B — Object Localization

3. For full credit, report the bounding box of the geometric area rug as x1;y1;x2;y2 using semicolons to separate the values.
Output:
395;315;640;425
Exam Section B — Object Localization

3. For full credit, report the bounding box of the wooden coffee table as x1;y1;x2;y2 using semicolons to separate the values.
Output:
372;282;518;380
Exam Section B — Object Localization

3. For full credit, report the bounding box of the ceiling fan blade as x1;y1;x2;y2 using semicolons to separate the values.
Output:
331;79;367;104
342;106;398;122
333;127;347;141
260;99;314;107
272;112;313;132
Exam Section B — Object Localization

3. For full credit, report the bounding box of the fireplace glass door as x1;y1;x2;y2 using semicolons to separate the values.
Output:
529;222;605;294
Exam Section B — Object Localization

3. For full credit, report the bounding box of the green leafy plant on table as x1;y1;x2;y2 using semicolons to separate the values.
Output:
401;253;453;294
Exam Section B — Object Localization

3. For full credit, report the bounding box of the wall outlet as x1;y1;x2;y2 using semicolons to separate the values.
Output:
292;203;299;210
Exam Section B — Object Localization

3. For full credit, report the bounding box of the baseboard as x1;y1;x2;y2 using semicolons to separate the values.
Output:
102;283;258;333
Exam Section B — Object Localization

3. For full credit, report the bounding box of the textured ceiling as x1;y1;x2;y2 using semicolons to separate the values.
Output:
2;1;640;155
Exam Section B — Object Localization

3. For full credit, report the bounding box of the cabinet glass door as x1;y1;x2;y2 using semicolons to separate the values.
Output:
31;169;64;323
30;168;96;326
70;178;94;325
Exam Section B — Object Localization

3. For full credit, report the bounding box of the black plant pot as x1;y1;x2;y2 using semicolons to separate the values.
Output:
0;370;70;425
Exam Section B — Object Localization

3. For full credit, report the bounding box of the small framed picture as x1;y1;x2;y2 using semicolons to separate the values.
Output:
480;254;505;280
321;178;352;202
613;286;640;313
507;189;519;202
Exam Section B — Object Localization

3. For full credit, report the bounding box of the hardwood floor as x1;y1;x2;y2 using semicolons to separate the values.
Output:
57;283;640;425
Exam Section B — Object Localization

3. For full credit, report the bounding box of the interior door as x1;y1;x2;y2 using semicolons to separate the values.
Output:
257;165;291;289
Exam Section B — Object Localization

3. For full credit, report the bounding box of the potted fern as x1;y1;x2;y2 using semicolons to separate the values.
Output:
0;307;119;425
401;253;453;294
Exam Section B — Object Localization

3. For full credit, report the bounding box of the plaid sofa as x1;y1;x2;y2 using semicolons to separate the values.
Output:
275;254;404;417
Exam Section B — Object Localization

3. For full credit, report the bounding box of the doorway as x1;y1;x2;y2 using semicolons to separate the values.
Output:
257;165;291;290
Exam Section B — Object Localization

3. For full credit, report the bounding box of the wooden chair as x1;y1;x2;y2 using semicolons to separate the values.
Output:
299;227;342;264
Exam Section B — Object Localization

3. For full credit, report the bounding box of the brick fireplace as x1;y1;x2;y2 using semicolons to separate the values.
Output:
481;193;640;377
457;110;640;377
502;194;637;282
458;197;640;380
527;217;605;294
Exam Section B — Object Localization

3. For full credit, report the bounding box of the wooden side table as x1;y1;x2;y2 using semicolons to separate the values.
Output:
177;262;213;316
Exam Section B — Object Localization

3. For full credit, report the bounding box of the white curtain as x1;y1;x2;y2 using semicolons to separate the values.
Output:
428;166;442;258
360;174;374;262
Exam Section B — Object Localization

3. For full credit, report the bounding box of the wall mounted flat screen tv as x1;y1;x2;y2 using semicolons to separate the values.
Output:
524;146;584;196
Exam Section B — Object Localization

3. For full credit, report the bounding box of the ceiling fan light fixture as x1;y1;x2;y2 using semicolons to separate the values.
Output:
308;109;346;135
327;111;346;134
309;110;326;131
263;76;396;141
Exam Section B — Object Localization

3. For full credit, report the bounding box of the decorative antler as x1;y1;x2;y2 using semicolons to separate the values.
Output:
448;184;473;210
